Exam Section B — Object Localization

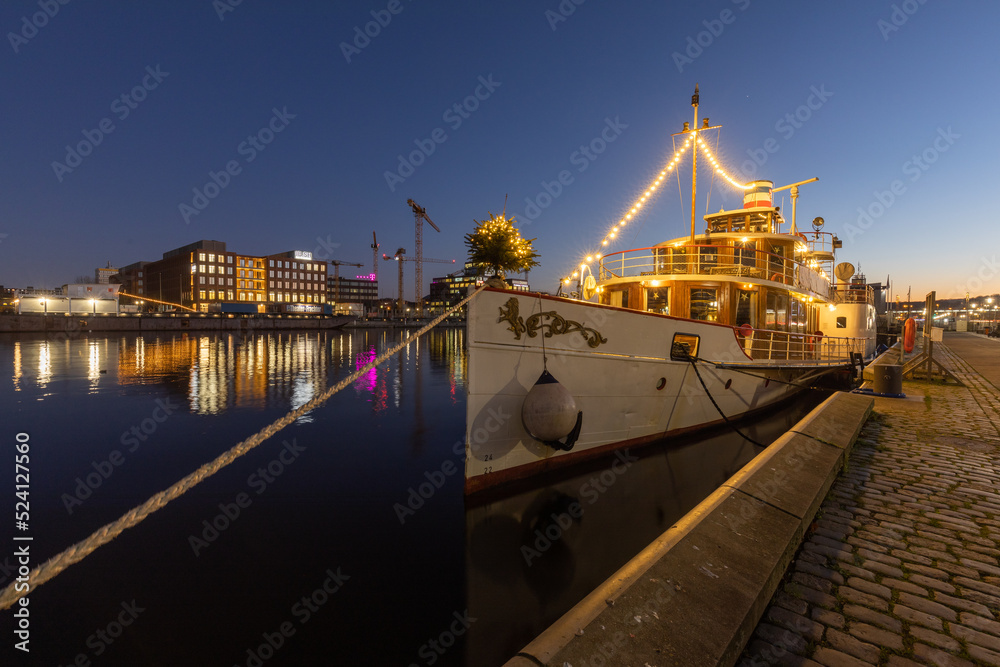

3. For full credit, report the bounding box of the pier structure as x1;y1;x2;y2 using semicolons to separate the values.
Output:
505;332;1000;667
744;332;1000;667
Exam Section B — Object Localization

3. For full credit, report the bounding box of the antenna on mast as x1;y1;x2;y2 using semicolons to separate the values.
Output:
690;84;699;244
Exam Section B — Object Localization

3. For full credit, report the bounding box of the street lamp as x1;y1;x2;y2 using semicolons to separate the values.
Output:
40;298;47;315
90;298;96;314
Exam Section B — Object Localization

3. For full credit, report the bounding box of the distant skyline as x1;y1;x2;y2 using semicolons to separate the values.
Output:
2;1;999;302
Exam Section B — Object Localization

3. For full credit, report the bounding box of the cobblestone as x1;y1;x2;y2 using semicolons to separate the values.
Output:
740;336;1000;666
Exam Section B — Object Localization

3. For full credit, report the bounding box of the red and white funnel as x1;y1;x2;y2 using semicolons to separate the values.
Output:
743;180;773;209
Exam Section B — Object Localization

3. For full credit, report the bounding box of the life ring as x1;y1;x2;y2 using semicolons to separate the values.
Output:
738;323;753;338
903;317;916;352
770;272;783;283
808;330;824;354
796;233;808;245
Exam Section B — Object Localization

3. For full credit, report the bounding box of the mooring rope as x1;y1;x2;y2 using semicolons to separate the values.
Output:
0;285;487;611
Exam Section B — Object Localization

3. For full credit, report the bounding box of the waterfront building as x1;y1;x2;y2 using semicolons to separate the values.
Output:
144;240;236;312
265;250;328;306
327;272;378;312
425;263;529;316
235;254;267;305
16;284;120;314
95;262;118;284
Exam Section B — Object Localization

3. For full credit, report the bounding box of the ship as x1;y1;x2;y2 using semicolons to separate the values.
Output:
464;87;876;495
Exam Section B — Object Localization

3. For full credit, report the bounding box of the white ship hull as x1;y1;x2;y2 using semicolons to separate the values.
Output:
465;288;851;494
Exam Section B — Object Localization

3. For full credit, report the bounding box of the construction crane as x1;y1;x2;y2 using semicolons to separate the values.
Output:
406;199;441;317
383;248;455;315
329;259;363;301
370;231;380;297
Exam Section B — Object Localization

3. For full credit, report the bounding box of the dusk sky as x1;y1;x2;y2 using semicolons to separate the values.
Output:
2;1;998;302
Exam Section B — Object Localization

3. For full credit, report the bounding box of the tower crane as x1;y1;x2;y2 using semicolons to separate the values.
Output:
329;259;363;301
370;232;380;297
383;248;455;315
406;199;441;317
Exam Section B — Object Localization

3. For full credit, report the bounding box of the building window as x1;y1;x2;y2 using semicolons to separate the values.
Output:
208;290;216;300
199;264;206;273
209;265;216;274
199;276;205;284
227;290;234;300
199;253;206;261
209;277;215;285
199;290;206;300
227;256;233;263
227;267;233;275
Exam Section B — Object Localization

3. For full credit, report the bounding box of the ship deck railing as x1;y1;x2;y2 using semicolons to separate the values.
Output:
599;244;830;299
732;328;866;363
832;283;875;305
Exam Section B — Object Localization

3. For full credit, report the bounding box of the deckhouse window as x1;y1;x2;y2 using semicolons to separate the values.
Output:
645;286;669;315
690;288;718;322
736;240;756;268
736;289;757;329
766;291;789;330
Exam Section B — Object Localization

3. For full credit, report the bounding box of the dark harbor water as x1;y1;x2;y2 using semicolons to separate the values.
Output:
0;329;825;666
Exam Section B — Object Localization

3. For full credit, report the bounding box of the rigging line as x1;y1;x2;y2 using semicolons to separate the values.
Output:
705;130;722;215
0;284;489;611
686;358;768;449
535;295;548;370
693;355;842;392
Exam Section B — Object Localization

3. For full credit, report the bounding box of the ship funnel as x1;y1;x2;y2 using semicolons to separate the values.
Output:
743;180;773;209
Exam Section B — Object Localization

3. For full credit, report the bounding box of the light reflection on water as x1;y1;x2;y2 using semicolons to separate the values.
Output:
0;326;820;666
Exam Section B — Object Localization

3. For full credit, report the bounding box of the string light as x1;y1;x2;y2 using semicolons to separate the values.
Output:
576;128;751;276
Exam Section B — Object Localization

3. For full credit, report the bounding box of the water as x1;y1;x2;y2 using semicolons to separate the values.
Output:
0;329;825;666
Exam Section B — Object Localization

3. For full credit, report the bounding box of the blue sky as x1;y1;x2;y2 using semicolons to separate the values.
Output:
2;0;998;302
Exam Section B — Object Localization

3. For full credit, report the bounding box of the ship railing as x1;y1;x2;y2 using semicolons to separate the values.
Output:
599;245;830;299
832;283;875;305
740;327;866;362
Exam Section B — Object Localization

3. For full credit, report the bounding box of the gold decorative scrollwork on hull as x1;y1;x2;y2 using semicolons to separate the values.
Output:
497;297;607;348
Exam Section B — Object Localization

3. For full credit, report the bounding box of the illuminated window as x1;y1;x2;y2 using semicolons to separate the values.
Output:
199;253;206;261
690;287;718;322
227;290;234;300
199;290;206;300
208;290;216;300
645;286;670;315
209;265;216;274
199;264;206;273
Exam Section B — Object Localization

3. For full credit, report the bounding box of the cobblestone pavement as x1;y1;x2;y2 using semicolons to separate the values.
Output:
741;340;1000;667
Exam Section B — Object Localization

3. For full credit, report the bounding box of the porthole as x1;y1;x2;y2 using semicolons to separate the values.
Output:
656;377;667;391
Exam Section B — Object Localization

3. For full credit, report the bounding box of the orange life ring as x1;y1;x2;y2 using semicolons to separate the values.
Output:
796;233;808;245
808;330;824;353
903;317;916;352
770;272;782;283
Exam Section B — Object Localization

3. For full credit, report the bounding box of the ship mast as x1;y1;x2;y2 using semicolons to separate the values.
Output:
690;84;699;244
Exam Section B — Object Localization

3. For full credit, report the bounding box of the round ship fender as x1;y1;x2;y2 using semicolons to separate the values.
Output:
521;370;582;451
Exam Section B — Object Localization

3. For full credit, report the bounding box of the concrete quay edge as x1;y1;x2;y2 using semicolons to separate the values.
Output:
504;390;874;667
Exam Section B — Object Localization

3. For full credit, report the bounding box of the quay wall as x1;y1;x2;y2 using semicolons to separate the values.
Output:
0;314;355;334
505;391;874;667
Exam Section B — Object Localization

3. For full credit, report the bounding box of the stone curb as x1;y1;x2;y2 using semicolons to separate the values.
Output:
504;391;873;667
